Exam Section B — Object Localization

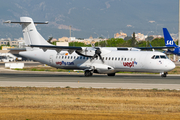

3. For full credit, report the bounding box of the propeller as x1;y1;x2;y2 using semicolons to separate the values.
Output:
47;36;53;43
90;48;104;63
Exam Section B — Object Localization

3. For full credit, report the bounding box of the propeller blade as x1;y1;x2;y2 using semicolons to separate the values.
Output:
98;54;104;63
90;48;104;63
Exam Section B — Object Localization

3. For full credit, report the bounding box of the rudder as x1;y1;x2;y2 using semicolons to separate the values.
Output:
163;28;177;47
20;17;51;46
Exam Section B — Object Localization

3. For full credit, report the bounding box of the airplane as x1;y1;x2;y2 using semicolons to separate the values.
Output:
4;17;175;77
162;28;180;56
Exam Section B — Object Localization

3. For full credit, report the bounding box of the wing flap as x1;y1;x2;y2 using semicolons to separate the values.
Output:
30;45;82;54
138;46;175;50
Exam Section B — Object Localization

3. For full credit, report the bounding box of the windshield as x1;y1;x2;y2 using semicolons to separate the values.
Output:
151;55;168;59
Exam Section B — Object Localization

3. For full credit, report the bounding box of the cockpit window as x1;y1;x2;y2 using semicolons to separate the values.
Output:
155;55;160;59
160;55;166;59
152;55;168;59
151;55;155;59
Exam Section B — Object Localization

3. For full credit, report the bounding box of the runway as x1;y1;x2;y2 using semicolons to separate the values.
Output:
0;69;180;90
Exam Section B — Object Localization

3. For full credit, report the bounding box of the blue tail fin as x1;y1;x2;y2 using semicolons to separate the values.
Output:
163;28;177;47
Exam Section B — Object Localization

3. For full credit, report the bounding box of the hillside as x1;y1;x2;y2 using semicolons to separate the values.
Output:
0;0;178;39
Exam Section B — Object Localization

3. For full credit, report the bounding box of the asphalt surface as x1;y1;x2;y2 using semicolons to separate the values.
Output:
0;69;180;89
0;61;180;89
0;70;179;84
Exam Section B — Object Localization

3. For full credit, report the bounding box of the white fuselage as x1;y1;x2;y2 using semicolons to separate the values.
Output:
20;49;175;74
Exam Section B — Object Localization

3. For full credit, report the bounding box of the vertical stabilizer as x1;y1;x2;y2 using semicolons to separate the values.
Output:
163;28;177;47
20;17;51;46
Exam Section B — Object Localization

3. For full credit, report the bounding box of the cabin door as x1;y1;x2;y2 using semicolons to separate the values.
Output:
49;55;53;65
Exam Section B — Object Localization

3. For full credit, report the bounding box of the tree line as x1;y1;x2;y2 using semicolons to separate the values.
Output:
69;37;179;48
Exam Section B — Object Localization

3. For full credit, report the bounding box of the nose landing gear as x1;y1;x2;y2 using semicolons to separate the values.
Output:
160;72;168;77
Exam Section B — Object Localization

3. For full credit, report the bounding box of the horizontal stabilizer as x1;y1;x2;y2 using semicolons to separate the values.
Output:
4;20;48;24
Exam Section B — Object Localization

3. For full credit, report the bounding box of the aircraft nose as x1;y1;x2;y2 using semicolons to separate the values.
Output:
167;61;176;70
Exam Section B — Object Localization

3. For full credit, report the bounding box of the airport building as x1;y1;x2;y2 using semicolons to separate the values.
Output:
114;32;127;39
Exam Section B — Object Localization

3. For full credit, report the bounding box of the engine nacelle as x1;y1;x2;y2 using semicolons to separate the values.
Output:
92;63;115;74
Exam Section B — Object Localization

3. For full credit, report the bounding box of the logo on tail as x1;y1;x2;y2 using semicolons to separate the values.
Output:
163;28;177;47
166;40;174;45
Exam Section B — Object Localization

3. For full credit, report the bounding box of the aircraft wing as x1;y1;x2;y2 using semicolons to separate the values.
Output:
30;45;82;54
30;45;109;60
30;45;176;52
137;46;175;50
30;45;82;50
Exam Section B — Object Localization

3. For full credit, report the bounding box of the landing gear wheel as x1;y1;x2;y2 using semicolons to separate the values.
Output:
107;73;115;76
84;70;93;77
161;72;167;77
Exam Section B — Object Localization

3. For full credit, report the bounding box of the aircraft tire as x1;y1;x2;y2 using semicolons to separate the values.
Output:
161;72;167;77
107;73;115;76
84;70;93;77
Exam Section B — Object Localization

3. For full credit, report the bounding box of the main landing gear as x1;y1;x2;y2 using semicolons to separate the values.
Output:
84;70;116;77
84;70;93;77
160;72;168;77
107;73;116;76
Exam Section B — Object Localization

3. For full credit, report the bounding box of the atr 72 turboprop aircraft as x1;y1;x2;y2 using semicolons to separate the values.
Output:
4;17;175;77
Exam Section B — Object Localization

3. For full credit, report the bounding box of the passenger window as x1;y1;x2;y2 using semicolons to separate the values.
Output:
77;57;79;59
130;58;132;61
134;58;136;61
68;56;70;59
74;56;76;59
65;56;67;59
71;56;73;59
127;58;129;61
118;58;120;61
109;57;111;60
83;57;85;59
112;57;114;60
115;57;117;60
124;58;126;61
121;58;123;61
80;57;82;59
103;57;104;60
62;56;64;59
106;57;108;60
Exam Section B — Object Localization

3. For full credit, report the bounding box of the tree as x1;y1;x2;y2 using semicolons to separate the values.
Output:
131;32;136;47
145;36;154;41
124;36;132;41
7;42;10;46
151;38;165;47
69;42;91;47
175;40;178;45
137;41;146;47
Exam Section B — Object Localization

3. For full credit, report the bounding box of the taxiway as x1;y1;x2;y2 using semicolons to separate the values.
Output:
0;69;180;90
